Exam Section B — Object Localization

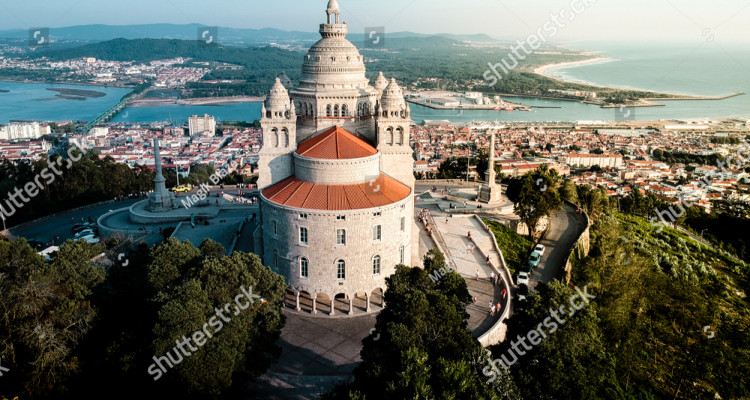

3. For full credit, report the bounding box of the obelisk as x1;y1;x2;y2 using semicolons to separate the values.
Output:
147;137;176;211
478;130;502;204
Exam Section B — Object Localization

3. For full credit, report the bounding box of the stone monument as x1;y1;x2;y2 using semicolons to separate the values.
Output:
147;138;176;212
478;130;503;204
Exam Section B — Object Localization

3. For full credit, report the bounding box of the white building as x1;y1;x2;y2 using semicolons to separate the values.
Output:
565;153;624;168
0;122;50;140
188;114;216;136
256;0;415;315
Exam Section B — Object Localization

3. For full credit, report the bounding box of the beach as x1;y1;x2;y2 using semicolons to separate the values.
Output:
533;57;616;77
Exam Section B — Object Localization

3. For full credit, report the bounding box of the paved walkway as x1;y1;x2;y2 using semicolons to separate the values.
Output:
246;312;377;399
416;198;507;338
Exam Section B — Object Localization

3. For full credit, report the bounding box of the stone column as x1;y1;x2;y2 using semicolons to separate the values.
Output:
330;298;335;316
365;293;371;312
295;291;301;311
348;297;353;315
312;294;317;314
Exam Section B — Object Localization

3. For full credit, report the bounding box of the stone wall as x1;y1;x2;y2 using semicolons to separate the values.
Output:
294;152;380;184
260;193;413;301
561;200;591;284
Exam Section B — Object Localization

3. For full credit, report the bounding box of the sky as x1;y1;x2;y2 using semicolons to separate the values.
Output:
0;0;748;43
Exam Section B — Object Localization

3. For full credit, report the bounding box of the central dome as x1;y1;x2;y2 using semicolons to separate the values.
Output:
295;3;370;91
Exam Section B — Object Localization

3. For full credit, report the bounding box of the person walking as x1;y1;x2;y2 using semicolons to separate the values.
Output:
502;288;507;298
490;304;496;316
476;269;480;281
490;271;495;283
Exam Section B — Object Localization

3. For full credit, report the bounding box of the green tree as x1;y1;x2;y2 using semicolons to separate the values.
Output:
502;281;623;399
325;250;521;400
145;239;287;396
560;179;578;204
513;165;563;240
0;238;105;398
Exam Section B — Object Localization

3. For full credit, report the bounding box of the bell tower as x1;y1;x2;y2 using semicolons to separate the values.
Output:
257;78;297;189
376;78;414;189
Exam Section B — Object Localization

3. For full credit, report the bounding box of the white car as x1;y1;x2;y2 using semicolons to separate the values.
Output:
517;271;530;286
74;229;96;239
534;244;546;257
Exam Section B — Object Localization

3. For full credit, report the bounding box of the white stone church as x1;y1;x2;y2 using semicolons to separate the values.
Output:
255;0;416;315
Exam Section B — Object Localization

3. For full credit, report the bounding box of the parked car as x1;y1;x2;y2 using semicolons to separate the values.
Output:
520;262;533;274
528;251;542;269
172;184;192;193
517;284;529;302
79;235;100;244
517;271;530;286
74;229;96;239
534;244;546;257
73;224;95;234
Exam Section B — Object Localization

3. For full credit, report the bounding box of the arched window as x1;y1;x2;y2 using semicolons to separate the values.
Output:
337;260;346;279
282;128;289;147
341;104;348;117
399;245;405;264
272;128;279;147
373;255;381;275
334;105;339;117
397;128;404;145
326;104;332;117
300;257;308;278
386;128;394;145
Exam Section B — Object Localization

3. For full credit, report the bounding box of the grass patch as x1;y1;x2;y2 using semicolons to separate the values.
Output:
483;219;533;275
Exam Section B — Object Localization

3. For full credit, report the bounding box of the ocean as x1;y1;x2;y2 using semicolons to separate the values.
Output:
1;42;748;124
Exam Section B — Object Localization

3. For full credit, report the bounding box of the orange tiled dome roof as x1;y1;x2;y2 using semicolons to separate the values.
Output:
296;126;376;160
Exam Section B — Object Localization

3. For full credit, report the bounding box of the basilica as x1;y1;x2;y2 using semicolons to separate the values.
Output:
255;0;416;315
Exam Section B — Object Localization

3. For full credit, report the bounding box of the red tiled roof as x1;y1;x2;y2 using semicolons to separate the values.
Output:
296;126;377;160
263;174;411;210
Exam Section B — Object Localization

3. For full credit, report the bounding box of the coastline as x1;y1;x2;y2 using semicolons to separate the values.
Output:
128;95;265;107
530;57;743;102
533;57;616;76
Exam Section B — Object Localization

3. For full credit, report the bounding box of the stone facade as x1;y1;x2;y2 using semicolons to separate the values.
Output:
261;195;413;312
256;0;416;315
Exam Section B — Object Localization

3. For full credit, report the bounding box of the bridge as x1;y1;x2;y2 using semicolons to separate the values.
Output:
82;92;134;133
81;82;151;134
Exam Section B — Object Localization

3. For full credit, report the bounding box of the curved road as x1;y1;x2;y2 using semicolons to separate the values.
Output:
482;203;587;289
529;203;587;288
